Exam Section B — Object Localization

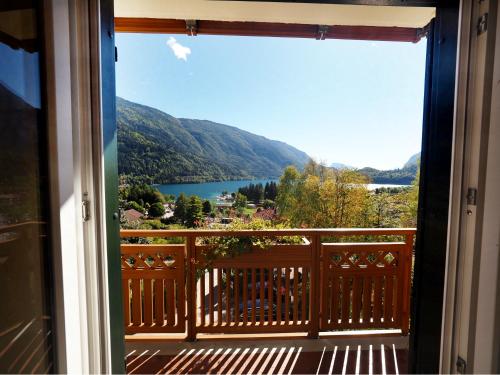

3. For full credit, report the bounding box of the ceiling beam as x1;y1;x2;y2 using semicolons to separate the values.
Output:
114;17;426;43
227;0;438;7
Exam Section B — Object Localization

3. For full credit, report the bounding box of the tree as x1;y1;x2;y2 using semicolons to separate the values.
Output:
174;193;188;224
126;200;145;213
186;196;203;227
149;202;165;218
126;184;164;206
233;192;247;212
264;181;278;200
262;199;275;209
275;160;370;228
202;200;212;215
401;164;420;227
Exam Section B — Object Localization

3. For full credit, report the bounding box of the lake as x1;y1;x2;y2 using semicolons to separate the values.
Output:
155;180;409;201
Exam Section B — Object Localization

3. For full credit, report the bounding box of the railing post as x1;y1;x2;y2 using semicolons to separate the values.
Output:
401;232;414;335
308;233;321;338
186;236;196;341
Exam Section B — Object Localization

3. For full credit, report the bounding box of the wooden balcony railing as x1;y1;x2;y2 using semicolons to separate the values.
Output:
120;228;415;339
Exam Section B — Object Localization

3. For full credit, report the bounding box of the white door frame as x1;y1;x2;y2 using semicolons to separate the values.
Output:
43;0;112;372
441;0;500;373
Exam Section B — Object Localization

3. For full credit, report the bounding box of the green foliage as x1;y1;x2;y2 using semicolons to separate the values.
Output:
186;196;203;227
232;192;247;211
277;160;370;228
148;202;165;218
276;160;420;230
264;181;278;200
238;183;264;203
116;97;309;184
122;184;164;206
262;199;275;209
173;193;188;224
173;194;203;227
125;200;145;213
196;219;302;277
202;200;212;215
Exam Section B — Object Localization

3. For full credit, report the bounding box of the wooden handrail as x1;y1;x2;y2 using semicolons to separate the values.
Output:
120;228;416;238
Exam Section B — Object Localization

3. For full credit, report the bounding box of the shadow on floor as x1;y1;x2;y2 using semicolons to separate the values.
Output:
126;343;407;374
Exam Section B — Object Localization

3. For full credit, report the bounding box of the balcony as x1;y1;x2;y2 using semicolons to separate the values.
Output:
121;228;415;374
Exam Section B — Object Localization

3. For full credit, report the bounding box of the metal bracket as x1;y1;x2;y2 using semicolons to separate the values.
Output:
316;25;329;40
416;23;430;42
82;193;90;222
456;356;467;374
466;188;477;206
186;20;198;36
477;13;488;35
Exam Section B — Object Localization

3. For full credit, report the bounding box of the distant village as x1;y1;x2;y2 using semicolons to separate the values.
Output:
120;182;278;230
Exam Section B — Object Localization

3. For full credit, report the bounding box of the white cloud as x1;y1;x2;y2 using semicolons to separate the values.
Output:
166;37;191;61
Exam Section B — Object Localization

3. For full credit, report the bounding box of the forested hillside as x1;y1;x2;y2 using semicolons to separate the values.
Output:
331;153;420;185
117;97;310;184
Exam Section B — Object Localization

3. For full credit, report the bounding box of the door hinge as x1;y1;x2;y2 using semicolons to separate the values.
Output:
478;13;488;35
82;193;91;222
456;356;467;374
467;188;477;206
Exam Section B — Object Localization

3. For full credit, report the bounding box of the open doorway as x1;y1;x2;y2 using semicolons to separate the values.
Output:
99;2;458;374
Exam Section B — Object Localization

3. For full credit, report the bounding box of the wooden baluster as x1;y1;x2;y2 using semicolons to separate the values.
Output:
341;276;351;328
122;279;131;329
251;268;257;326
226;268;231;324
352;277;362;327
268;267;273;324
260;268;265;324
200;270;206;327
331;276;340;328
373;276;383;325
277;268;282;325
154;279;164;327
401;234;414;335
324;265;332;328
243;269;248;325
143;279;153;327
308;234;320;338
284;267;290;325
362;277;372;327
131;279;142;326
234;268;240;324
209;269;214;327
293;267;299;325
217;268;223;326
384;275;394;328
186;236;196;341
165;279;175;326
393;273;400;327
301;268;307;325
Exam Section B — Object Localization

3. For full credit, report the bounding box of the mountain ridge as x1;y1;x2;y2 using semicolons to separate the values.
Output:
117;97;310;184
117;96;420;185
330;152;420;185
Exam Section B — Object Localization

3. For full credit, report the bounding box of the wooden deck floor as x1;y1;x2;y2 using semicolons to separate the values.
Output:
125;336;408;374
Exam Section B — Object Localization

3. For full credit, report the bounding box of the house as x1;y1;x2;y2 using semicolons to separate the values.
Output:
1;1;499;374
121;208;143;223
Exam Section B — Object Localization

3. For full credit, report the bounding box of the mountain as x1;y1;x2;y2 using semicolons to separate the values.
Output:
358;152;420;185
330;162;353;169
117;97;310;184
404;152;420;168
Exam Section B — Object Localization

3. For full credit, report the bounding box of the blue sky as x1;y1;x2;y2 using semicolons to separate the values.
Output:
116;33;427;170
